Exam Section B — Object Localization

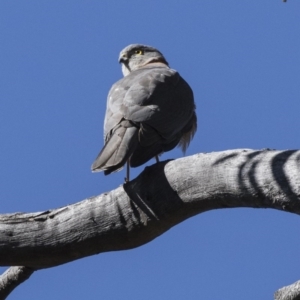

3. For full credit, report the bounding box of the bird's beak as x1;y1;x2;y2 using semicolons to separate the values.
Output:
119;53;128;64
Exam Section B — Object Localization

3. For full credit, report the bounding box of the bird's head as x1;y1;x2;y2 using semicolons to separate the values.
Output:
118;44;169;76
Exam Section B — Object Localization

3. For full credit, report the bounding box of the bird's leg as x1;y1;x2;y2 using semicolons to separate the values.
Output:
125;159;130;183
155;155;159;163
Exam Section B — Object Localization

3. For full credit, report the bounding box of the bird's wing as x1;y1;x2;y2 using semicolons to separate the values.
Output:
92;64;196;173
103;79;128;142
122;65;196;147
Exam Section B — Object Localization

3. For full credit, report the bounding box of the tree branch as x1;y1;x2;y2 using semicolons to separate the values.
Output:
0;267;34;300
275;280;300;300
0;149;300;298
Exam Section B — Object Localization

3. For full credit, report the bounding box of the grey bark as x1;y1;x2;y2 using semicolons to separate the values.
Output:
275;281;300;300
0;267;34;299
0;149;300;299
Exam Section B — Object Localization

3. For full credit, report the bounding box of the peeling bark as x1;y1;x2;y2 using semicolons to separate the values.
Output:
0;149;300;298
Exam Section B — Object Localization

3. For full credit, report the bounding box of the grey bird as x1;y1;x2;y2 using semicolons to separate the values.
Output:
91;44;197;181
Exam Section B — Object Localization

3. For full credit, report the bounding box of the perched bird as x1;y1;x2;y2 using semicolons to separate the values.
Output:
91;44;197;181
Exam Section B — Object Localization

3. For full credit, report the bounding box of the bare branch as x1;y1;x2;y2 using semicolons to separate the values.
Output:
275;280;300;300
0;149;299;297
1;149;300;268
0;267;34;299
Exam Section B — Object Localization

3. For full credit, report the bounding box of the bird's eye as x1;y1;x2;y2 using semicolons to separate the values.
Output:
134;50;143;55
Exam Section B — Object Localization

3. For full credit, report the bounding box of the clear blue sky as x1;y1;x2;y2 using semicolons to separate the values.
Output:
1;1;300;299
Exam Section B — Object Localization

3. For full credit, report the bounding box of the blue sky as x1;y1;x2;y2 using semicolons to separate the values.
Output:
1;1;300;299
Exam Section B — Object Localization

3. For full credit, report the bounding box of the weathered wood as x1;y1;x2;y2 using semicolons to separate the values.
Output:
0;267;34;300
0;149;299;270
275;280;300;300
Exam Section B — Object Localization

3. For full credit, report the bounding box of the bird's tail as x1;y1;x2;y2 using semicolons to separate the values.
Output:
91;125;139;175
178;111;197;153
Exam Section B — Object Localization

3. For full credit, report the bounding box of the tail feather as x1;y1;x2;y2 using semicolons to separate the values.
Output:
178;112;197;153
91;126;138;174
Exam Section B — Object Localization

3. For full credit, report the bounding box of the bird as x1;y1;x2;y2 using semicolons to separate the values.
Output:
91;44;197;182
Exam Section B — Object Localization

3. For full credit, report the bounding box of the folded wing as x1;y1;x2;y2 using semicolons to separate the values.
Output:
91;65;197;174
